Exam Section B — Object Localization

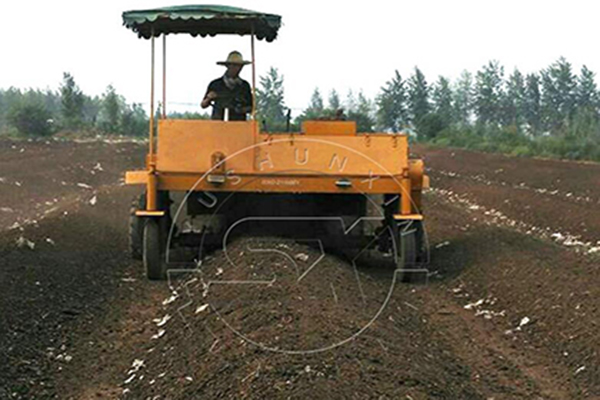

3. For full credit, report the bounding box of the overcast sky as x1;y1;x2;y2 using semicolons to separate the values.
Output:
2;1;599;115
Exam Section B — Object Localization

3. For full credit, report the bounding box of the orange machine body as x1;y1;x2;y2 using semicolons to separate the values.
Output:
126;120;428;218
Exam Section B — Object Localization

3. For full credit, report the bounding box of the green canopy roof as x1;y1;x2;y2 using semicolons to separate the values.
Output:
122;4;282;41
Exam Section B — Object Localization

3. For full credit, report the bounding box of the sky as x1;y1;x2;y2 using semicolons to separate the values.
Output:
2;0;599;115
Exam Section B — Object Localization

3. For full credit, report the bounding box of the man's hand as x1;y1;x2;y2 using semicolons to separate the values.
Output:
201;91;218;109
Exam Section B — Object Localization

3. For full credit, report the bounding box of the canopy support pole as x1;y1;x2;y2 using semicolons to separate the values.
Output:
146;29;158;212
149;31;155;156
162;34;167;119
251;27;257;123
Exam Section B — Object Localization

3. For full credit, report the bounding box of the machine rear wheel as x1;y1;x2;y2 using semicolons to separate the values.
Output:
396;225;418;282
143;219;165;280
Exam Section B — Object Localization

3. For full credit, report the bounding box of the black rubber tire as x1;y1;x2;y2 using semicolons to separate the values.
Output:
397;227;418;283
129;191;173;261
129;194;145;260
143;219;165;280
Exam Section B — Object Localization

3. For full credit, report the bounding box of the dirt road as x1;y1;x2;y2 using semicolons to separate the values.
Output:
0;140;598;399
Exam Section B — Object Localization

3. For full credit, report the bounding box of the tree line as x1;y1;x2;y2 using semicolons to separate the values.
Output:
0;73;148;137
256;57;600;161
5;59;599;161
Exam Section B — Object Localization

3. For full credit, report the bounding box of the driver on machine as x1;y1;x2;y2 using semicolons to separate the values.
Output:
201;51;253;121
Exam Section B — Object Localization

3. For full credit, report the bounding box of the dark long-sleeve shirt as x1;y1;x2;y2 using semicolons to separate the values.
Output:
204;77;252;121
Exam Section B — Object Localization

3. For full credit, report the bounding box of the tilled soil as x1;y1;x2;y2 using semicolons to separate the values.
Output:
0;140;598;399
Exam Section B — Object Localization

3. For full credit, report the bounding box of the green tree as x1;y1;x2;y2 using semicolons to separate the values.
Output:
309;88;324;112
576;65;598;111
99;85;123;134
376;70;407;132
296;88;326;124
407;67;431;130
502;68;526;129
256;67;286;131
0;91;4;129
121;103;149;136
417;112;446;140
540;57;577;133
432;76;454;127
305;88;325;119
347;91;375;132
453;70;473;125
59;72;84;129
524;73;542;135
474;60;504;126
328;89;341;111
83;95;102;127
0;88;22;131
570;106;599;140
7;99;53;137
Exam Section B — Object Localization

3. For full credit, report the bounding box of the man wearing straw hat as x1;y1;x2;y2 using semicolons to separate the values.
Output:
201;51;253;121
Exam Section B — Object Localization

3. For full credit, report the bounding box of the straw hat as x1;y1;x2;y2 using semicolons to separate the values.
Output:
217;51;252;66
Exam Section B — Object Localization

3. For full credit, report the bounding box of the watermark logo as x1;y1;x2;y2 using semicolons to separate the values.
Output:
162;136;430;354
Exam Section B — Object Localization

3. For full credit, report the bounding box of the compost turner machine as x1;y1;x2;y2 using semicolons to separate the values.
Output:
122;5;430;280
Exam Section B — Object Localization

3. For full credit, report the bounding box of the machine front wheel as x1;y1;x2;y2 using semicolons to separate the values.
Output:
130;191;172;261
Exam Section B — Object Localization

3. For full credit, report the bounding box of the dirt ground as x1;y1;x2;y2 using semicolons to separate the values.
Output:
0;140;598;399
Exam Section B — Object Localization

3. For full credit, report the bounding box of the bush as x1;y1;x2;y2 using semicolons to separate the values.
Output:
510;145;532;157
7;100;54;137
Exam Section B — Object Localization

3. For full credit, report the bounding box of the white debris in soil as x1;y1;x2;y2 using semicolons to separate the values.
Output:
162;293;178;305
151;329;166;340
295;253;309;262
153;315;171;327
93;162;104;171
0;207;13;213
44;206;59;216
435;241;450;249
185;376;193;382
89;195;97;206
464;299;484;310
216;267;223;276
124;374;136;384
475;309;506;319
436;168;598;206
506;316;532;335
195;304;209;314
55;353;72;362
128;359;145;375
431;187;600;256
462;296;506;320
575;365;586;375
518;316;530;328
45;238;55;246
16;236;35;250
76;182;92;189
